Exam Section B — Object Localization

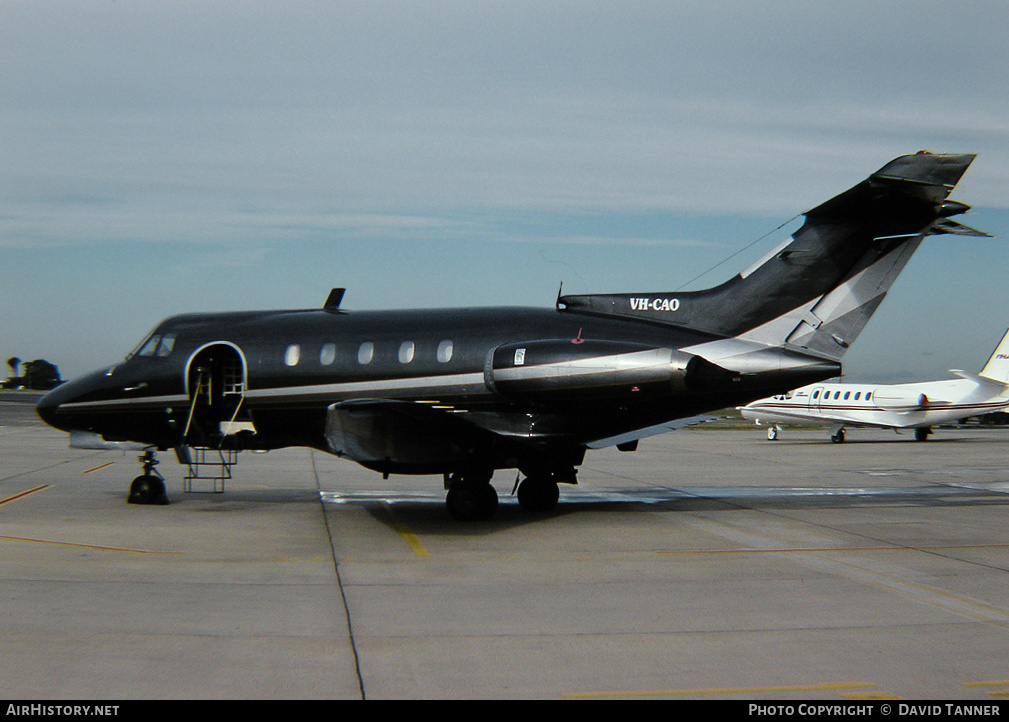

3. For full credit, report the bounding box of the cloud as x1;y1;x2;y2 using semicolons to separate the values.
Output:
3;1;1008;379
4;0;1009;251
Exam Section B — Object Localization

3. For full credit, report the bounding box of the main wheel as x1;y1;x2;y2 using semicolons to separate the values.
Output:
766;426;779;441
517;476;560;513
914;427;931;442
446;482;498;521
830;429;845;444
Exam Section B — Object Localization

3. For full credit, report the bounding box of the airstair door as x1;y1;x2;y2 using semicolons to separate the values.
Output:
183;343;249;445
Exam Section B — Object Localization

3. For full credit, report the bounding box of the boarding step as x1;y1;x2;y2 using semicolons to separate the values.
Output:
176;446;238;494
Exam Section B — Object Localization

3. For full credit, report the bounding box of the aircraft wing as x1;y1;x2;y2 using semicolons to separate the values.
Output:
586;415;716;449
325;399;505;473
738;404;827;423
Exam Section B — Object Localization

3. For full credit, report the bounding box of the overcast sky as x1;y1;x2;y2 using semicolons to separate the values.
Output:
2;0;1008;382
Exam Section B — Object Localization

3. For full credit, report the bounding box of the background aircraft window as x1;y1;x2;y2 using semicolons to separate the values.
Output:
833;391;840;400
843;392;850;400
854;392;861;400
320;343;336;366
813;390;819;399
284;344;301;367
437;340;453;363
866;392;872;401
156;335;175;357
399;341;415;364
358;342;374;365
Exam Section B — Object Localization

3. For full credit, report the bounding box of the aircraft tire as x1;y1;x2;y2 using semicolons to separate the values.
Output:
914;427;931;442
830;430;845;444
517;476;560;513
446;481;498;521
766;427;778;441
127;475;170;506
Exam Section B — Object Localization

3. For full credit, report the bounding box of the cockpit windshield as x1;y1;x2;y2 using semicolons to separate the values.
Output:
128;332;176;360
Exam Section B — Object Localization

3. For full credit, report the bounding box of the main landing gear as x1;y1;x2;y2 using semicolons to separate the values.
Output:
515;473;562;513
127;449;170;505
445;472;498;521
444;469;567;520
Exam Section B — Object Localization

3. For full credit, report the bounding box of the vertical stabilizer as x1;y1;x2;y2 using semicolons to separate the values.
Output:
979;329;1009;384
559;152;980;365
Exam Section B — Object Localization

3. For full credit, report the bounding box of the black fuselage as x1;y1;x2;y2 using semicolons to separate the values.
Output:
37;303;828;476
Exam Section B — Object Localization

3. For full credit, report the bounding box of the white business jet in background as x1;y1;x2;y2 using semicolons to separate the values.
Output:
739;329;1009;443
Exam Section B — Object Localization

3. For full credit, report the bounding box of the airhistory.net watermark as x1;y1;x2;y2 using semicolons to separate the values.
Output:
6;706;119;717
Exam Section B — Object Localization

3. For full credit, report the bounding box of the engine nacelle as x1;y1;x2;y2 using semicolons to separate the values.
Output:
871;389;930;410
485;339;691;401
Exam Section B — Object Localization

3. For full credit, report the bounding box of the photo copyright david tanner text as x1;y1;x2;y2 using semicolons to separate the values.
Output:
749;704;1001;717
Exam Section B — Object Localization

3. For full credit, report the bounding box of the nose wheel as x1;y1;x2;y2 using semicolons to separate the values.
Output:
127;449;170;505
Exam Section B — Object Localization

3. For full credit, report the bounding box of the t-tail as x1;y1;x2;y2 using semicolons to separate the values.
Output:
975;329;1009;386
559;152;985;373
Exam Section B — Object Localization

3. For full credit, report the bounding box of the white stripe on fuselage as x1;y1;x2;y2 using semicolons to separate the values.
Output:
58;371;490;412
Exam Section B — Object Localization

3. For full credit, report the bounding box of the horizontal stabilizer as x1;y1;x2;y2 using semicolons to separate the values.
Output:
950;369;1009;394
930;218;991;237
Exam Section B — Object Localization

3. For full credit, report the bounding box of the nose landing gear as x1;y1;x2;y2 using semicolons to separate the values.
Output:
127;449;170;505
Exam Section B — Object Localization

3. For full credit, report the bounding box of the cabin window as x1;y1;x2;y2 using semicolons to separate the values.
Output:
284;344;301;367
358;342;374;365
320;343;337;366
854;392;861;400
813;390;819;399
866;392;872;401
833;391;840;400
399;341;415;364
843;391;850;400
437;340;454;363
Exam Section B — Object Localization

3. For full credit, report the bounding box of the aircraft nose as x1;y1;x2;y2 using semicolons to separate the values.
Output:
36;385;66;429
35;372;98;432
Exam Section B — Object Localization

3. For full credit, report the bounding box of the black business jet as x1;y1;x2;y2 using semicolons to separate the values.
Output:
37;152;985;519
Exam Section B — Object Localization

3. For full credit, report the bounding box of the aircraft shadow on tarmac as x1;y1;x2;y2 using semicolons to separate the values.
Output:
334;483;1009;535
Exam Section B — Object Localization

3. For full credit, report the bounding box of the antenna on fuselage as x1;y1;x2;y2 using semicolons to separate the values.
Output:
324;288;346;312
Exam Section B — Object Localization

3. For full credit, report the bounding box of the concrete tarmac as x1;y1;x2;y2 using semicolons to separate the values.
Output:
4;402;1009;700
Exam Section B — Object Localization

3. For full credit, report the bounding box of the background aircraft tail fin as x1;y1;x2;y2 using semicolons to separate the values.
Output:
978;329;1009;385
560;152;980;362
